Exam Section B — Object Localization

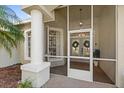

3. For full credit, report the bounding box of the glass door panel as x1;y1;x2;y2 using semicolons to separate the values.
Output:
70;32;90;57
68;29;93;82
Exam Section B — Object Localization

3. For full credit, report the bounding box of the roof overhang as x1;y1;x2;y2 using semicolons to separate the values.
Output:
22;5;59;22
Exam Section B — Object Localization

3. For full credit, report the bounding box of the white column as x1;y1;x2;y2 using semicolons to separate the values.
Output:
21;9;50;88
31;10;44;64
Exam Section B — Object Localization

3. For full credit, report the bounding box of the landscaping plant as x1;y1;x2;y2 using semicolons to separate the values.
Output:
0;5;24;57
17;80;32;88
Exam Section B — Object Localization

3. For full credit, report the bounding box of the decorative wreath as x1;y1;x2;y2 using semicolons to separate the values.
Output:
72;41;79;49
83;40;90;48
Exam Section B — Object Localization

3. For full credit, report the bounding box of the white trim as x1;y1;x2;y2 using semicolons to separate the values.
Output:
69;29;91;33
47;26;50;61
115;5;118;87
90;5;93;80
24;29;31;60
69;56;90;59
67;6;70;76
93;58;116;62
44;55;116;62
67;30;71;75
45;55;67;58
68;69;92;82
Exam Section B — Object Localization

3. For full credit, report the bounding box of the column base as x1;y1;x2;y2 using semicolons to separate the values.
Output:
21;62;50;88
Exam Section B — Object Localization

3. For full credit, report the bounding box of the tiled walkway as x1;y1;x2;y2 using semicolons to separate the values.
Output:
43;74;117;88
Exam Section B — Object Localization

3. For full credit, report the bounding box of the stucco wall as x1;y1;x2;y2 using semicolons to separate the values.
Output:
0;24;27;68
0;21;31;68
45;7;67;56
98;6;116;83
0;48;20;68
17;23;31;64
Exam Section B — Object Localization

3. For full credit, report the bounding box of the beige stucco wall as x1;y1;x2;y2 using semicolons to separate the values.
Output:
98;6;116;83
45;7;67;56
0;48;20;68
0;20;31;68
0;25;27;68
17;23;31;64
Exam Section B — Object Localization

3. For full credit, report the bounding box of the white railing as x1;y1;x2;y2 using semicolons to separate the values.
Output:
44;55;116;62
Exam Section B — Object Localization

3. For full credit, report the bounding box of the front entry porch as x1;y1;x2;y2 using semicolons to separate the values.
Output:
22;5;117;87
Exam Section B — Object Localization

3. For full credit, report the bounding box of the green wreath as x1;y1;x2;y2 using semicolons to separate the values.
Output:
84;40;90;48
72;41;79;50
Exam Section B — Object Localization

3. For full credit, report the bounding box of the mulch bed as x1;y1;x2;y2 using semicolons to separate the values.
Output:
0;64;21;88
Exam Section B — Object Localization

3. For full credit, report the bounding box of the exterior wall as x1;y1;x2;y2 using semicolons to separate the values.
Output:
45;7;67;56
116;5;124;87
0;22;31;68
18;23;31;64
19;22;31;32
45;7;67;66
93;17;100;49
98;6;116;83
0;48;19;68
20;8;67;64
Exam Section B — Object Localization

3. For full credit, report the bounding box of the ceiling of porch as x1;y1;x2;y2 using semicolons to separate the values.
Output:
21;5;115;24
69;5;108;21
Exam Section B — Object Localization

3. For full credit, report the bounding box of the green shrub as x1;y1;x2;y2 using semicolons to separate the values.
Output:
17;80;32;88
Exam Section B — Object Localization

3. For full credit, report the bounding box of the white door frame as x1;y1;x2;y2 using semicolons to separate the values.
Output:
67;29;93;82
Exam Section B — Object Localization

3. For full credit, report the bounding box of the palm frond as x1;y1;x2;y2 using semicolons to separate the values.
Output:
0;5;24;57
